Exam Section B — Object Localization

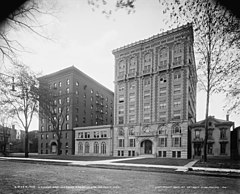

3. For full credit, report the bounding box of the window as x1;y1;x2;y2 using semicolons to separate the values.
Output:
119;116;124;124
85;142;89;153
59;82;62;87
66;106;69;112
173;110;181;119
66;79;70;85
101;131;107;138
159;112;166;121
173;56;182;66
65;142;68;148
129;139;135;147
174;84;181;94
177;151;181;158
85;132;90;138
195;130;200;138
75;115;78;122
159;100;166;109
66;123;69;130
144;78;151;86
66;97;70;103
158;125;167;135
66;88;70;94
144;90;151;99
158;137;167;147
66;114;69;121
129;104;135;113
129;115;135;123
159;60;167;68
172;124;181;133
159;47;168;58
118;127;124;136
144;102;150;112
91;89;94;94
118;105;124;114
101;142;106;154
129;82;135;90
174;43;182;54
143;113;150;123
129;127;135;136
94;142;99;154
173;98;181;108
129;93;135;102
54;83;57;89
119;95;124;103
220;128;227;139
78;132;83;138
172;151;176;158
174;72;181;80
220;143;226;154
78;142;83;154
76;81;79;86
172;137;181;147
119;139;125;147
159;87;167;96
94;131;99;138
119;84;124;92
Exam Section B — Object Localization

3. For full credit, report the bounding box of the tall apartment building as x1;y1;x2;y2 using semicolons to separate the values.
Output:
112;23;197;158
38;66;114;155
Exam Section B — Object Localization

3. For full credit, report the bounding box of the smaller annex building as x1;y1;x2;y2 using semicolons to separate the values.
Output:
189;116;234;159
74;125;113;156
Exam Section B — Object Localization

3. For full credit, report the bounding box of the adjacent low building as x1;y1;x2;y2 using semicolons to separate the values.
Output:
74;125;113;156
190;116;234;159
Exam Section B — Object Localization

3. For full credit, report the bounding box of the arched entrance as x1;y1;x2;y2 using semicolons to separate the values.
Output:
51;142;57;154
140;140;153;154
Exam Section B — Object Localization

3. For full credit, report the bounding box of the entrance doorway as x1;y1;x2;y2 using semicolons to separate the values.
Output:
141;140;152;154
194;143;202;157
51;142;57;154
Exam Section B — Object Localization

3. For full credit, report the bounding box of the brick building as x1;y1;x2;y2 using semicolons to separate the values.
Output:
112;23;197;158
38;66;114;155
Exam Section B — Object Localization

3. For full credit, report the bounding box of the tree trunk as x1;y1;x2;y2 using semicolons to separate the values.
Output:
203;91;210;162
57;137;61;155
25;129;29;158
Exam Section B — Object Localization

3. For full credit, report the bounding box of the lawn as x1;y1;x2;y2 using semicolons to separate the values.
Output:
114;158;194;166
8;153;126;161
193;158;240;169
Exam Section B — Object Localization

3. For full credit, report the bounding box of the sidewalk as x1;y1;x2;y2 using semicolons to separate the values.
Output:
1;156;240;178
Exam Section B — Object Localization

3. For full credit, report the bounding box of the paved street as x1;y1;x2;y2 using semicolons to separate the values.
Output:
0;160;239;194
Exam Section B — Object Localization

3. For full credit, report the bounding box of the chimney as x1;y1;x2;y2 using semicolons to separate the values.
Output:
226;114;229;121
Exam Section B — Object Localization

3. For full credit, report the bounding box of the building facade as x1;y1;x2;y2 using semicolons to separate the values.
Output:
38;66;114;155
74;125;113;156
112;23;197;158
231;126;240;159
190;116;234;159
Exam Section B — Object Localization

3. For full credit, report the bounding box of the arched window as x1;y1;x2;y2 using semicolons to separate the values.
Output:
94;142;99;154
84;142;90;153
78;142;83;154
101;142;106;154
172;124;181;134
174;43;182;54
159;47;168;69
158;125;167;135
118;127;124;136
143;53;151;72
129;57;136;76
129;127;135;136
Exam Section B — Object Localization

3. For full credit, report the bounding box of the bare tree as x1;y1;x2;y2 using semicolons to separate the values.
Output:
0;0;55;64
39;80;70;155
0;64;39;157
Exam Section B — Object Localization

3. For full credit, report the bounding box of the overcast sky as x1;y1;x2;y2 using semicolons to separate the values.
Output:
4;0;239;130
